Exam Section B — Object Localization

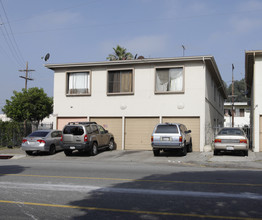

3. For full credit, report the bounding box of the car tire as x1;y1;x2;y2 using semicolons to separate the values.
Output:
26;151;33;156
153;149;160;156
64;150;73;156
244;150;248;157
181;143;187;156
49;145;56;155
108;139;115;151
187;140;193;152
90;142;98;156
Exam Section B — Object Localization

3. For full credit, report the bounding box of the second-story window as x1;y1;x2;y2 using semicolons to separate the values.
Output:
67;72;90;95
107;69;133;95
155;67;184;93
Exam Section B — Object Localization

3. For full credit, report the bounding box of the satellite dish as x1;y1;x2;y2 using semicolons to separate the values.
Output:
44;53;50;61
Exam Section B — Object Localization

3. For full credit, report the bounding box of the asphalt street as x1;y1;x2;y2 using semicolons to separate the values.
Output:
1;148;262;219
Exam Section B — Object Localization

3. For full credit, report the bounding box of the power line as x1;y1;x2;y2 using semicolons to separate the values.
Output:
0;0;25;68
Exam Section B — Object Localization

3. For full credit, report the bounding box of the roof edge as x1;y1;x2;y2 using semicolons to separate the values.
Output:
45;56;214;69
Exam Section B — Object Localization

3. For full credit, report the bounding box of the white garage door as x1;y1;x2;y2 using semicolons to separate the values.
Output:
125;117;159;150
163;117;200;151
57;117;87;130
90;117;122;150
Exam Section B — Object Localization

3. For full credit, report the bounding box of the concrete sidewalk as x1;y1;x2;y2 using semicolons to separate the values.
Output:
1;147;262;169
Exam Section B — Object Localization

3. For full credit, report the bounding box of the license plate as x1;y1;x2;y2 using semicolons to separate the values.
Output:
162;137;170;141
226;146;234;150
70;146;75;150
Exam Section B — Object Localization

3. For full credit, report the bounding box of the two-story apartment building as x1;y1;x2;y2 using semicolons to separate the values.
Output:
245;50;262;152
46;56;227;152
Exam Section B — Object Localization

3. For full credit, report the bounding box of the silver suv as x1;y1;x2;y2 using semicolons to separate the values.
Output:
151;123;192;156
62;122;115;156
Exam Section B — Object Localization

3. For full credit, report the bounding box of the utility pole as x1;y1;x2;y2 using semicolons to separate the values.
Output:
19;61;35;136
231;64;234;127
19;61;34;90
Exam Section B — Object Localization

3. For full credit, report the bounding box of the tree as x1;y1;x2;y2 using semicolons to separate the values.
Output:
226;79;248;102
2;87;53;128
107;45;134;61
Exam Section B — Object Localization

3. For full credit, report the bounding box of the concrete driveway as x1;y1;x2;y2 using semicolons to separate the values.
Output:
1;147;262;169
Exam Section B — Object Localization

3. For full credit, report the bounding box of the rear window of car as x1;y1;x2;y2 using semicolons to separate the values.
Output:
155;125;179;133
28;131;49;137
218;128;244;136
63;126;84;135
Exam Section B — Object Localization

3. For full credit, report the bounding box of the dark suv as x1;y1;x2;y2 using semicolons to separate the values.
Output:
62;122;115;156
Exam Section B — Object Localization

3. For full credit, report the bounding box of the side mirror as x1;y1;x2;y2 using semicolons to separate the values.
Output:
187;130;191;133
105;130;108;134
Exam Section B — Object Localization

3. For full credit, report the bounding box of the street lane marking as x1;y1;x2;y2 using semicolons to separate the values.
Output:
0;200;261;220
1;182;262;200
2;173;262;187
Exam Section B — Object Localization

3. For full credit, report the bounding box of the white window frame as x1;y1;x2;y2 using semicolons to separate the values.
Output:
155;66;185;94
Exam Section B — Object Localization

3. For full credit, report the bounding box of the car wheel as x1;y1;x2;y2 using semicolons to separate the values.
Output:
49;145;56;155
187;140;193;152
64;150;73;156
90;142;98;156
181;144;187;156
244;150;248;157
153;149;160;156
26;151;33;156
108;139;115;151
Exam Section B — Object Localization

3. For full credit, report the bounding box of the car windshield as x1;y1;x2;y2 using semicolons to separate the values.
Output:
28;131;49;137
218;128;244;136
63;126;84;135
155;125;178;133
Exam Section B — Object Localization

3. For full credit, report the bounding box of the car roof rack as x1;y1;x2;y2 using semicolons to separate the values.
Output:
67;122;97;125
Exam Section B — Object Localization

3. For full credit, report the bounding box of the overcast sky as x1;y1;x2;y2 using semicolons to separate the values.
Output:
0;0;262;112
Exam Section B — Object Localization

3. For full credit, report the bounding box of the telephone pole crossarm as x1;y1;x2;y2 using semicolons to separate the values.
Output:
19;61;35;90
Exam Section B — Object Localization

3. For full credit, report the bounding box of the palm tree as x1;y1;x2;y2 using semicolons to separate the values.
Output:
107;45;133;61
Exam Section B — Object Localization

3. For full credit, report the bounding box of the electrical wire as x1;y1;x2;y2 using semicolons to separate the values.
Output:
0;0;25;68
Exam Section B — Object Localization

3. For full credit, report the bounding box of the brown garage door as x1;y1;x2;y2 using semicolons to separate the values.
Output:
163;117;200;151
125;117;159;150
57;117;87;130
90;117;122;150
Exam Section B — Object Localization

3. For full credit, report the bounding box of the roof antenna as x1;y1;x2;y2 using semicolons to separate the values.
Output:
182;45;186;56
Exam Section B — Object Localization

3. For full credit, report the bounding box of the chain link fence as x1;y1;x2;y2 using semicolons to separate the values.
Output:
0;120;53;147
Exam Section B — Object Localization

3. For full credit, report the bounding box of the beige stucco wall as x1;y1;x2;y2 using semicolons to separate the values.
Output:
205;66;225;146
253;55;262;152
53;62;205;117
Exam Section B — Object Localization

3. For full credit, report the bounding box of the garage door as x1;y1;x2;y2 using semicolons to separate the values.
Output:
163;117;200;151
259;115;262;152
57;117;87;130
125;117;159;150
90;117;122;150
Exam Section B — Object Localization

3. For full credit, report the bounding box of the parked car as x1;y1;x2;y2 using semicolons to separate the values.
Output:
151;123;192;156
213;127;249;156
61;122;115;156
21;130;62;155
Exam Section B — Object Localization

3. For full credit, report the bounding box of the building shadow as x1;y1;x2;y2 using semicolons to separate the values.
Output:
66;170;262;219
